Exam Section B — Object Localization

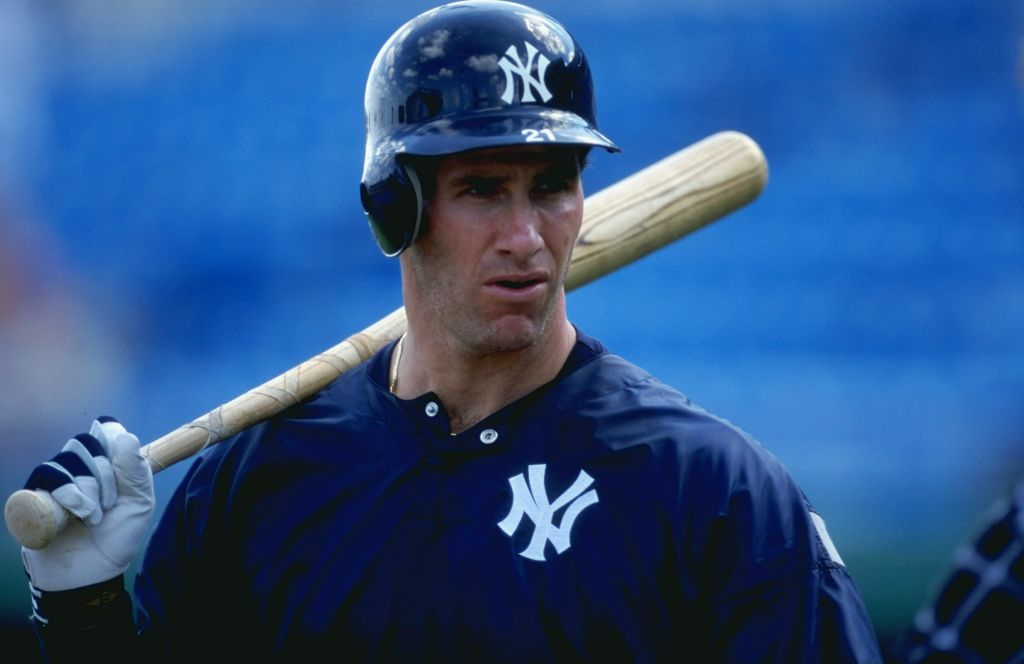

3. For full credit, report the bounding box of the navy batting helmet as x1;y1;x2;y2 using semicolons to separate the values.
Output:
360;0;620;256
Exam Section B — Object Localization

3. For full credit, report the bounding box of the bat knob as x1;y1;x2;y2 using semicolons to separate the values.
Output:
5;489;67;550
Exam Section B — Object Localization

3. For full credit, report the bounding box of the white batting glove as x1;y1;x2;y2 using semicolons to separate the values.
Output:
21;417;155;592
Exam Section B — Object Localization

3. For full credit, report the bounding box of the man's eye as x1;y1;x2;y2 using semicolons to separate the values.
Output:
535;177;572;194
460;179;500;197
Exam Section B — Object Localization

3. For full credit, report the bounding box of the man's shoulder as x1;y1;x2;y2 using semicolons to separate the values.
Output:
564;331;786;483
560;331;706;429
560;329;668;403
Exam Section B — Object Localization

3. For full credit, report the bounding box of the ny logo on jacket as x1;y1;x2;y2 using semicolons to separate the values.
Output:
498;464;599;561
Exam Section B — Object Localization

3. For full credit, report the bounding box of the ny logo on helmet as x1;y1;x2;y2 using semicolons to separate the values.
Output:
499;42;553;105
497;464;598;561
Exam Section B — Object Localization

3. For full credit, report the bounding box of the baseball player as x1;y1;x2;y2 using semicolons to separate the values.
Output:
20;2;882;661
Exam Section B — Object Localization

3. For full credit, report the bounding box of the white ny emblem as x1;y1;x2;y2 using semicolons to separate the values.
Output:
498;41;553;104
497;464;599;561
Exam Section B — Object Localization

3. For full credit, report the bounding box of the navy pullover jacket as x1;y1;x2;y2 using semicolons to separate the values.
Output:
42;331;882;662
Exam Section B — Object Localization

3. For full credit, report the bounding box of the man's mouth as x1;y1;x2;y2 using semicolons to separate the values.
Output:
484;273;549;300
495;278;542;290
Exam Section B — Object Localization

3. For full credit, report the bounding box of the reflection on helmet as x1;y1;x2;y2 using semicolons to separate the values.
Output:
360;0;619;256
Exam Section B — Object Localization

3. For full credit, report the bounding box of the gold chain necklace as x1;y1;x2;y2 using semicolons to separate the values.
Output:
389;333;406;395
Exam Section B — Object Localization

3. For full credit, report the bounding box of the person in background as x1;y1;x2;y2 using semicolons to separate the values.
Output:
894;479;1024;663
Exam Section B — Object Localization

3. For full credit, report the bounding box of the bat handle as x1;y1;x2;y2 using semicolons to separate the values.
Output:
5;489;70;550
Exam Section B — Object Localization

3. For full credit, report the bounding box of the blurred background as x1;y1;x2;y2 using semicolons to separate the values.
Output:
1;0;1021;659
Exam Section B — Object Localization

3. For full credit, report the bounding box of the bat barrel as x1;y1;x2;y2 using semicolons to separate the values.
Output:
566;130;767;291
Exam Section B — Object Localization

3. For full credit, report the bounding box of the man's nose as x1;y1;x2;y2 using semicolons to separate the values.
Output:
494;196;544;258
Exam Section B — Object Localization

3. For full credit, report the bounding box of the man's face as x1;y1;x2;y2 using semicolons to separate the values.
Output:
401;145;584;355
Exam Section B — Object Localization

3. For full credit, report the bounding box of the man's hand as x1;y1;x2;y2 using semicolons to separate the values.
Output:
21;417;155;592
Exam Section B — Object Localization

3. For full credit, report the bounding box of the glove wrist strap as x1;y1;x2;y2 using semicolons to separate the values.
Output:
30;574;130;631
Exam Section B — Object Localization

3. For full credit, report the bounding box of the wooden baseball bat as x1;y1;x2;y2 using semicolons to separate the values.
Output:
6;130;768;549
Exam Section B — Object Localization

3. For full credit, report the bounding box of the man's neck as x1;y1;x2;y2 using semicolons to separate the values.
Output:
393;319;576;433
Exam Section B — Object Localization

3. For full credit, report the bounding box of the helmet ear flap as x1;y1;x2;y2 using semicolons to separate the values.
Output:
360;161;425;257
